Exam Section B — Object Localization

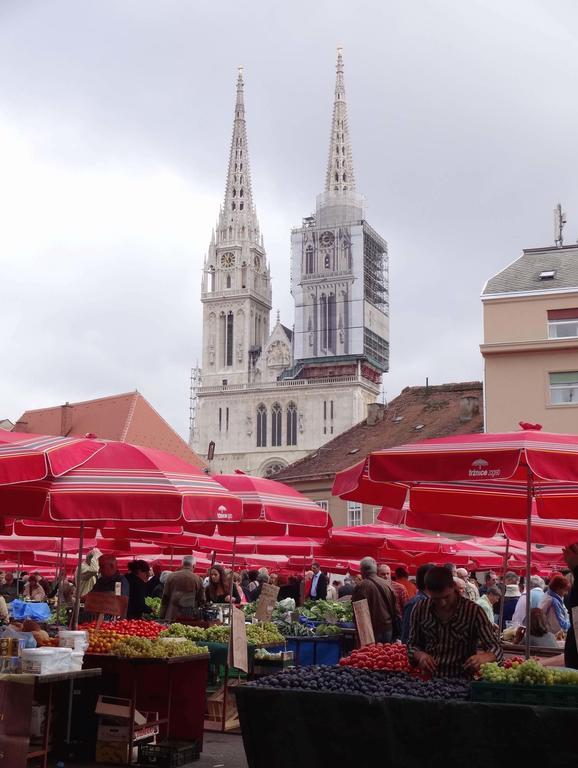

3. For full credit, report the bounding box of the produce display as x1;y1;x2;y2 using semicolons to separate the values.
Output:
276;621;314;637
480;659;578;686
339;643;413;673
300;600;353;623
145;596;161;618
81;619;165;638
160;621;284;645
114;636;208;659
250;665;470;701
314;624;342;636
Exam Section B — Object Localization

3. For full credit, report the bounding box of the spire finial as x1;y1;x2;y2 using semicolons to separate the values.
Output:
325;48;356;193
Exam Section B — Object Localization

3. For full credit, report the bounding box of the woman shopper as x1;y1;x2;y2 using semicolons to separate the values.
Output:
205;565;241;604
541;574;571;633
126;560;154;619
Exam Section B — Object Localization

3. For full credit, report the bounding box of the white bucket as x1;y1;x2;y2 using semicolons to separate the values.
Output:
52;647;73;672
21;648;58;675
58;629;88;652
70;651;84;671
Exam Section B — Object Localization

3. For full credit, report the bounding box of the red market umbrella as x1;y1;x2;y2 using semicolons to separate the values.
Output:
0;431;104;487
333;424;578;654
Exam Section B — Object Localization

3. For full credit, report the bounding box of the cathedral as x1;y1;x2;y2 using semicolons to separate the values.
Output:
192;50;389;477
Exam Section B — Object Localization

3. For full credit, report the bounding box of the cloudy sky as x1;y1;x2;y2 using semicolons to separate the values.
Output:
2;0;578;440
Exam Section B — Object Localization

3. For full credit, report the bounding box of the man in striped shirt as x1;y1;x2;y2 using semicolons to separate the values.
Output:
408;566;502;678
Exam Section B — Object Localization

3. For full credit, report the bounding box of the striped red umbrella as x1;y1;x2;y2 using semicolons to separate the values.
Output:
0;431;104;487
0;441;242;525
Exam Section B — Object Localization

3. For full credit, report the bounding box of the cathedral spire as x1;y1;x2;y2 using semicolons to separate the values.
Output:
325;48;356;194
218;66;259;244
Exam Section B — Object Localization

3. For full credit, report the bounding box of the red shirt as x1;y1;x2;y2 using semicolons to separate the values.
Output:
396;577;417;598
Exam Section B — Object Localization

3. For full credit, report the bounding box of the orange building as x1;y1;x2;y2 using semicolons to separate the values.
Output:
481;244;578;433
14;391;205;468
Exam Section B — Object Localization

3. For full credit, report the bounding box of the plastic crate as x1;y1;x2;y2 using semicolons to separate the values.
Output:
471;681;578;708
137;739;199;767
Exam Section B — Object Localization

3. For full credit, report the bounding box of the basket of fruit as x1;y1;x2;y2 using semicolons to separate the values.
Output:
473;660;578;707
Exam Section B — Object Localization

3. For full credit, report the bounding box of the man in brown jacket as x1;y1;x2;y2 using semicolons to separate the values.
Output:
160;555;205;622
352;557;398;642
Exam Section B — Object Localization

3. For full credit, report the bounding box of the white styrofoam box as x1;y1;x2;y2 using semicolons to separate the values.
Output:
21;648;58;675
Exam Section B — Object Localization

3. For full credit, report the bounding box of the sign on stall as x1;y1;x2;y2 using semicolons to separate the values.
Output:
255;583;280;622
353;599;375;647
228;606;249;673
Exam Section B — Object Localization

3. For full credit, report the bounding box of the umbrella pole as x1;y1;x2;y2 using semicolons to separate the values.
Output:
222;534;237;733
498;538;510;631
57;536;65;626
17;551;21;597
71;522;85;631
525;469;533;660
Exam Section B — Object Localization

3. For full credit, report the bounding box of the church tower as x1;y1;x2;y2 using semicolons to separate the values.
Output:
289;49;389;385
200;68;272;388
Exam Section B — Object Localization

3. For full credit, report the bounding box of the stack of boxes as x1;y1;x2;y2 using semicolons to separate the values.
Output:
95;695;158;765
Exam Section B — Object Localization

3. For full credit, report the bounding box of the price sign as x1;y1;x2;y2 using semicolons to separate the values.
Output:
353;599;375;647
228;605;249;673
255;583;280;622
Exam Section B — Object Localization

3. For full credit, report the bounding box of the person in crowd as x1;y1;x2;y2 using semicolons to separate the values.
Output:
338;576;355;599
0;593;8;623
23;573;46;601
0;571;5;586
326;580;338;601
332;579;342;592
479;571;498;596
512;575;546;625
205;564;241;604
561;568;574;611
243;570;261;602
268;573;279;587
91;554;129;596
563;544;578;668
0;573;17;603
454;577;467;597
47;569;75;605
257;568;270;585
277;575;300;603
541;573;571;633
409;566;502;677
525;608;560;649
377;563;408;618
232;572;247;604
125;560;153;620
153;571;170;599
456;568;478;601
309;562;328;601
78;548;102;597
160;555;205;621
401;563;434;643
352;557;398;643
146;561;164;597
394;567;417;598
476;585;501;626
501;571;521;625
444;563;457;578
34;572;51;596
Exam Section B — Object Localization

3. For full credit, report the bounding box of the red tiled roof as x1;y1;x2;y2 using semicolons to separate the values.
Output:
275;381;483;482
13;391;205;468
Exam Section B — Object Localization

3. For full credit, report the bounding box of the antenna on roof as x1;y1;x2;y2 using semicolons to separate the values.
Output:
554;203;566;248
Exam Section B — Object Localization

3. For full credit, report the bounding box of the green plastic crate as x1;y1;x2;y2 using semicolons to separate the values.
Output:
471;680;578;708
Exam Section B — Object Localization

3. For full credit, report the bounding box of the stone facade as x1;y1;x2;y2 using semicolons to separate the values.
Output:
193;53;389;476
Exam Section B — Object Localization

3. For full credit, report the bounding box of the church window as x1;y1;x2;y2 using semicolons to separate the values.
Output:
219;408;222;431
226;274;231;289
257;404;267;447
240;188;243;197
328;294;336;352
240;202;244;210
240;175;243;184
232;202;236;210
323;399;327;435
241;263;247;289
233;188;236;197
335;172;339;182
209;267;215;293
271;403;282;447
320;295;328;351
324;254;330;269
240;163;243;170
305;246;314;274
343;173;347;182
226;407;230;431
286;402;297;446
225;312;234;366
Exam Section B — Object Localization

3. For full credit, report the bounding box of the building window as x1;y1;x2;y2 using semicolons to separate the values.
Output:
271;403;282;447
226;274;231;289
305;246;314;274
256;404;267;447
372;506;381;523
347;501;362;527
286;402;297;446
226;407;229;431
219;408;222;432
548;309;578;338
320;295;328;351
550;372;578;404
317;500;329;511
323;399;327;434
225;312;234;367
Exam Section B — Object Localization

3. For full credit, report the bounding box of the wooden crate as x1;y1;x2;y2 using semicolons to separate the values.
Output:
205;680;242;732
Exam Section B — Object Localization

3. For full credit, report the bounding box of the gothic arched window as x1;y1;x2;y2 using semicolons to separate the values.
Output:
305;246;314;274
226;274;231;289
256;404;267;447
286;402;297;446
271;403;282;447
225;311;234;367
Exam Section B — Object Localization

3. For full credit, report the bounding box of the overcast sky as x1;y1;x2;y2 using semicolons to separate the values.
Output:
2;0;578;440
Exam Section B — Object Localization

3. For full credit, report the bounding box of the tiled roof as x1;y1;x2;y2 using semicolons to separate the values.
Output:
274;381;483;482
13;391;205;468
483;245;578;296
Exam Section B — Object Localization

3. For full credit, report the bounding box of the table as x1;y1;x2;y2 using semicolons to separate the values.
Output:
83;653;209;764
0;668;101;768
235;684;578;768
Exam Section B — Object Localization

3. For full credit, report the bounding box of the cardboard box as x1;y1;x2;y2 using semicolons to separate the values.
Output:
95;740;138;765
95;694;146;726
97;714;159;743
